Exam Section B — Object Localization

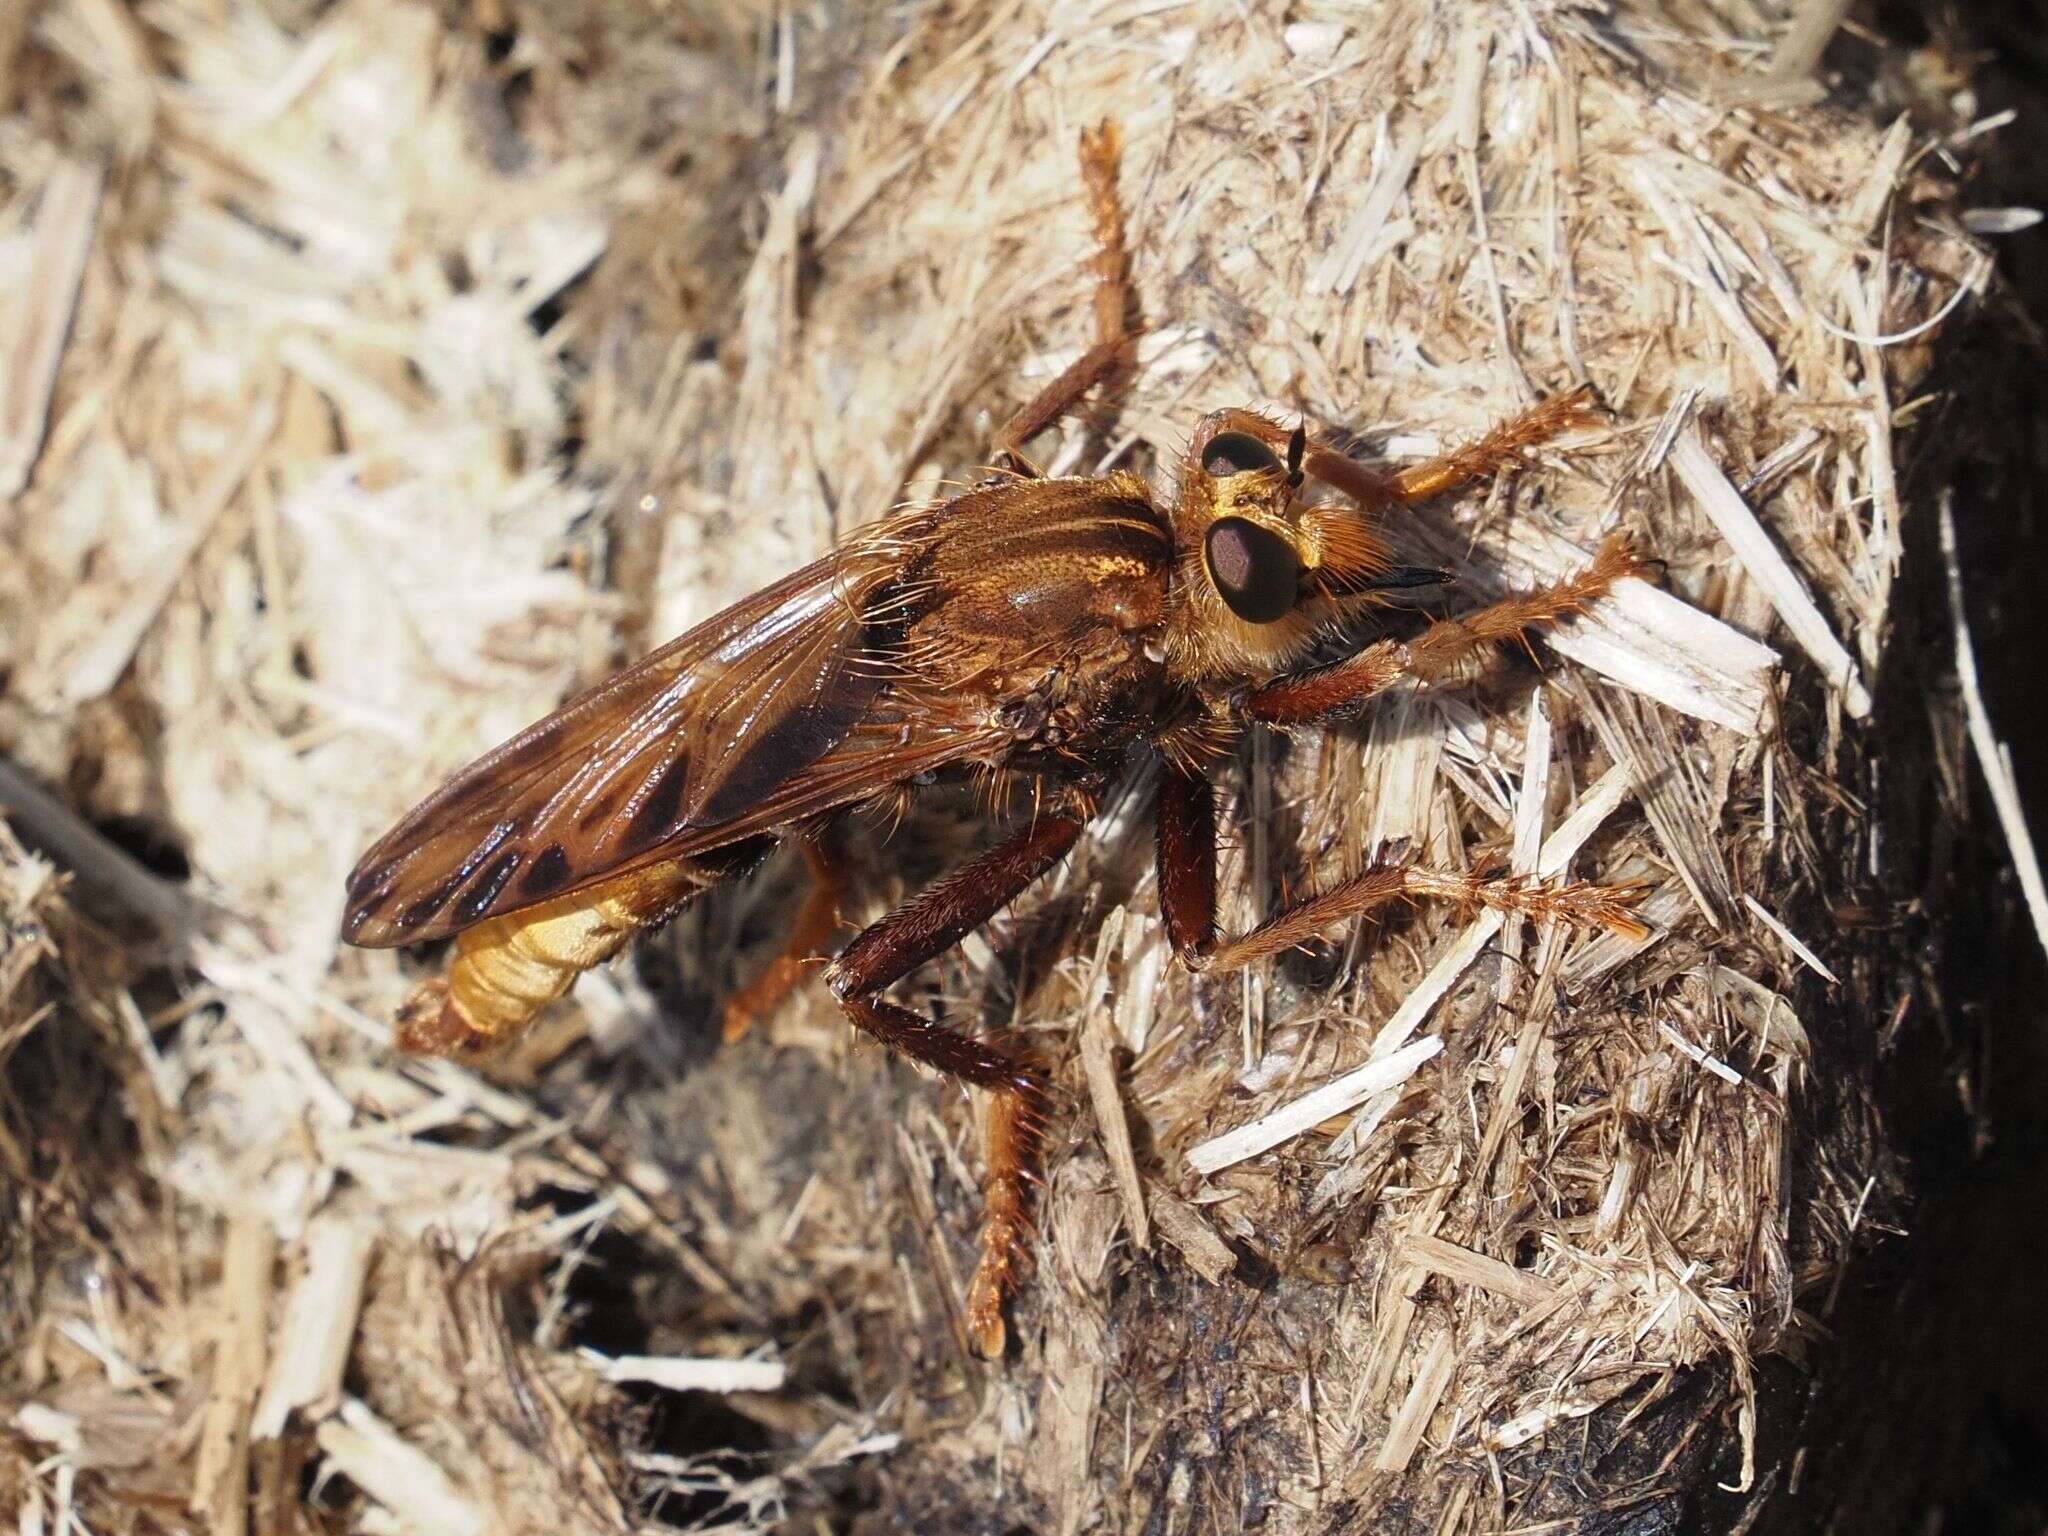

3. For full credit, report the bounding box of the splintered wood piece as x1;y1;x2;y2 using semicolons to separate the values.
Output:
1373;1333;1457;1473
190;1213;275;1533
1150;1192;1236;1284
1671;429;1870;716
1081;1009;1149;1251
0;158;100;501
581;1352;787;1393
1186;1035;1444;1177
250;1217;372;1439
1396;1233;1558;1308
314;1399;487;1536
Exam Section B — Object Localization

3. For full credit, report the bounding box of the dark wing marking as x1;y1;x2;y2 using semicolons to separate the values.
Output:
343;547;995;947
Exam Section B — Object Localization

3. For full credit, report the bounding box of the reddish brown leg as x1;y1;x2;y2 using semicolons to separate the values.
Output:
1390;384;1601;504
1157;531;1646;973
824;806;1090;1358
1197;866;1645;973
1188;385;1602;513
722;833;847;1042
1153;760;1643;976
1246;536;1645;725
1156;759;1219;963
993;121;1136;474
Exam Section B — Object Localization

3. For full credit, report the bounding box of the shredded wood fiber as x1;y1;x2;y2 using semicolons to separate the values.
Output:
0;0;1995;1531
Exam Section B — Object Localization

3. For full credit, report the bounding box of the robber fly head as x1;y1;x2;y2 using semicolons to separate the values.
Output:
1185;416;1443;642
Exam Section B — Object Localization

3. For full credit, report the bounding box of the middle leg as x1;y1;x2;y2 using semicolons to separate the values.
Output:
824;802;1092;1358
1155;761;1644;977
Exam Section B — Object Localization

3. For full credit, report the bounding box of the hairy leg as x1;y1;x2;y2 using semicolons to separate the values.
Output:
722;831;847;1043
1197;863;1645;973
1156;757;1219;962
993;121;1137;474
824;805;1090;1357
1153;760;1643;975
1245;536;1645;725
1187;385;1602;513
1390;384;1601;504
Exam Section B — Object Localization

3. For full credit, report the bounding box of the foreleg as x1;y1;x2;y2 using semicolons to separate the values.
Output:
1188;385;1602;512
1390;385;1602;505
1244;537;1644;726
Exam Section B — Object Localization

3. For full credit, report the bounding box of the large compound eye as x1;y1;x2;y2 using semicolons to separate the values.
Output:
1200;430;1283;478
1204;516;1300;623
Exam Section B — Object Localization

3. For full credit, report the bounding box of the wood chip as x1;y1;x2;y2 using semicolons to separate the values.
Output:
190;1214;275;1532
581;1352;787;1394
1671;428;1871;716
1187;1035;1445;1177
1396;1234;1557;1308
251;1216;372;1439
1039;1320;1103;1536
1741;893;1840;984
1309;123;1421;296
48;387;279;706
1659;1019;1745;1085
0;159;100;500
314;1398;486;1536
1498;687;1553;1003
1149;1191;1236;1284
1081;1009;1149;1250
1373;1333;1456;1473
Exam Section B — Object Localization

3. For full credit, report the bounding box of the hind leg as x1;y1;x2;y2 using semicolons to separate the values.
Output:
993;121;1138;474
722;832;847;1042
824;805;1091;1357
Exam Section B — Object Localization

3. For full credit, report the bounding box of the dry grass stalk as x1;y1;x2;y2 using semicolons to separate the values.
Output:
1940;494;2048;964
583;1353;787;1394
1079;1003;1149;1251
250;1215;373;1439
189;1213;275;1533
1397;1233;1559;1309
1671;428;1872;717
313;1398;489;1536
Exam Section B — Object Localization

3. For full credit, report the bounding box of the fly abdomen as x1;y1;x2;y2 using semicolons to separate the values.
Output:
394;858;724;1058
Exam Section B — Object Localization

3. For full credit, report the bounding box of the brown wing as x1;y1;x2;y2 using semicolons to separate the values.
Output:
343;546;996;947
